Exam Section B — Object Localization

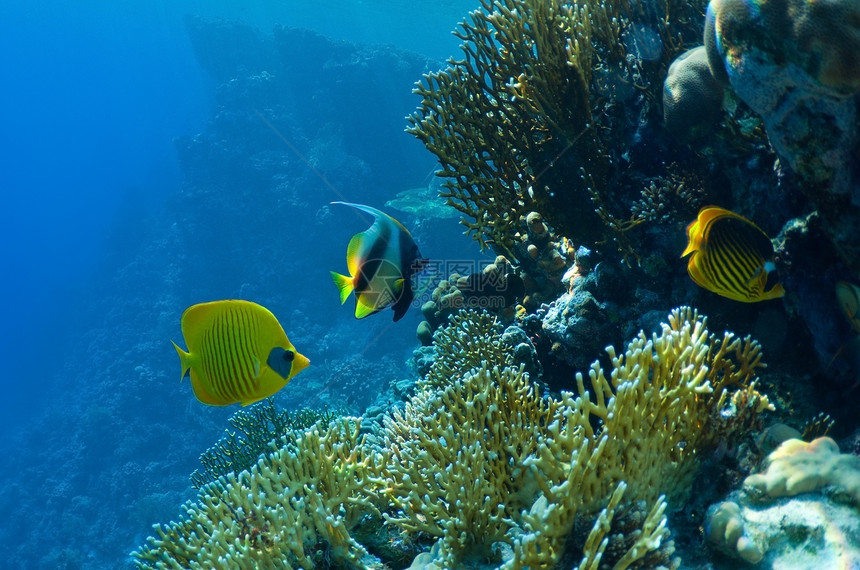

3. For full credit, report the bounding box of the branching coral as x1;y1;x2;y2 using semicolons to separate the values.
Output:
420;308;515;390
383;364;559;566
132;418;386;569
382;306;771;568
407;0;705;261
134;307;772;569
191;399;340;489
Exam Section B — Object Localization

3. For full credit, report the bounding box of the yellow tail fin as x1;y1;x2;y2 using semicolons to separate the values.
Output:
330;272;354;304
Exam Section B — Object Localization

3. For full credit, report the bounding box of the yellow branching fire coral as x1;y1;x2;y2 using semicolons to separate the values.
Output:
381;306;772;568
133;307;773;569
407;0;704;260
419;308;515;390
132;418;386;569
382;364;561;566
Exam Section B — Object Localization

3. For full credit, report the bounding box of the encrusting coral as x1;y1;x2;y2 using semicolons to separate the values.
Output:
702;436;860;566
704;501;764;564
745;436;860;505
133;307;773;569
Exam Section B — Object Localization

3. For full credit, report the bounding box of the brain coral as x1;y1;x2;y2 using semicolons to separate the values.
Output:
663;45;725;141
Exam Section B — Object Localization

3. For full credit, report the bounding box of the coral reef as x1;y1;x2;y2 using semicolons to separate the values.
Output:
418;309;516;390
703;436;860;567
418;256;523;343
190;399;340;489
387;306;773;568
407;0;705;261
134;307;774;569
132;417;386;569
662;45;724;141
703;0;860;274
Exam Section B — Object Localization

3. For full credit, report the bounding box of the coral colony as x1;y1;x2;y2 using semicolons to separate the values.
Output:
133;0;860;567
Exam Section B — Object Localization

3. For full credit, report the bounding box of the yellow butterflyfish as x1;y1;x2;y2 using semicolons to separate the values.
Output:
171;299;309;406
682;206;785;302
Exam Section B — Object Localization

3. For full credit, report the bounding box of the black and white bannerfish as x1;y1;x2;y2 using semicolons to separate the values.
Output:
330;202;428;321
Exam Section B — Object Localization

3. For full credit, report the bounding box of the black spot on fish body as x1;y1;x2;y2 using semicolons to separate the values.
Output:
267;347;294;379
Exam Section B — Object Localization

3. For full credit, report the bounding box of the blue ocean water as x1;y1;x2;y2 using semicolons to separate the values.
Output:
0;1;476;567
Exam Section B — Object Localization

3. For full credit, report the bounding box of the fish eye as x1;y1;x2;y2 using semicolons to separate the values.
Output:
283;350;294;362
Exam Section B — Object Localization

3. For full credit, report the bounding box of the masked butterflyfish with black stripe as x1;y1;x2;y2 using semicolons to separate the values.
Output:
171;299;309;406
330;201;428;321
681;206;785;302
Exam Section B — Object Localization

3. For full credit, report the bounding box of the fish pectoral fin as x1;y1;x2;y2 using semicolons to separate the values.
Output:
746;265;764;286
331;271;355;304
252;355;261;379
267;346;295;380
393;278;404;295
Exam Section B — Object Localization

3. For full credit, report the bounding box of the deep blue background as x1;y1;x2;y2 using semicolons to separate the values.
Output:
0;0;473;430
0;1;477;567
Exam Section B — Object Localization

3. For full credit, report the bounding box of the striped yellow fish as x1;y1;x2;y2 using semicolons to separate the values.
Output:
330;202;427;321
682;206;785;302
171;300;309;406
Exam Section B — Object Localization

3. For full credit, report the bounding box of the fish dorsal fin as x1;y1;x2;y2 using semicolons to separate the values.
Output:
267;346;294;379
334;200;411;242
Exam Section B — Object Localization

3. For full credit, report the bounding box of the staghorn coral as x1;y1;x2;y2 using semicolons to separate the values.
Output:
407;0;704;261
132;417;386;569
